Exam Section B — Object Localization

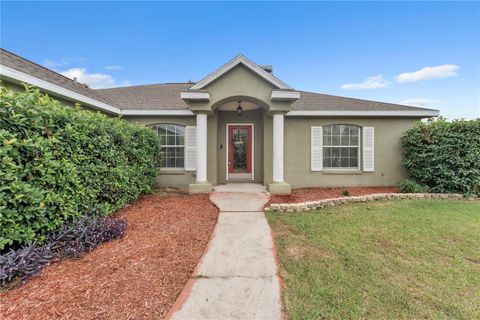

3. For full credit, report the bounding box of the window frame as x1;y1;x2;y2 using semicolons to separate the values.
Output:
149;123;186;169
322;124;361;171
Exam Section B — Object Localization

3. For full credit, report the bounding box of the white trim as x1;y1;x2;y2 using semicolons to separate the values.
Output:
196;114;208;182
363;127;375;172
270;90;300;100
190;54;292;90
286;110;439;117
0;64;121;114
185;126;197;171
322;168;361;173
0;64;196;117
321;125;361;171
272;114;284;182
180;91;210;101
225;123;255;181
311;126;323;171
122;109;194;116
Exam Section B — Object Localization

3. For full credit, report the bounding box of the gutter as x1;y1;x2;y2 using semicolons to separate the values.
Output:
0;64;122;115
286;110;440;117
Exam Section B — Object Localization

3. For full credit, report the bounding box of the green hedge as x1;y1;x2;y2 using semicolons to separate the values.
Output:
401;118;480;195
0;86;162;250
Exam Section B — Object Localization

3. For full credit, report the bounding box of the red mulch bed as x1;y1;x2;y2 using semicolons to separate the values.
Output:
0;194;218;320
270;186;399;204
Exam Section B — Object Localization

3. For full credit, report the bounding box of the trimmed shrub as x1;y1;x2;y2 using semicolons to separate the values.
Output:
0;216;126;289
398;178;429;193
400;118;480;195
0;85;161;250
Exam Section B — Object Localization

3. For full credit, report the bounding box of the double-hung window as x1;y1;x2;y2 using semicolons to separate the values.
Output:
323;124;360;169
150;124;185;168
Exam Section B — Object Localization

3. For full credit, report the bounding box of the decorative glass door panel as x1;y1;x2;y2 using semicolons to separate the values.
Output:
228;125;252;174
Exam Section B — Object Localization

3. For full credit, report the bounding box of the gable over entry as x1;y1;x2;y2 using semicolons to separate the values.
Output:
180;55;300;194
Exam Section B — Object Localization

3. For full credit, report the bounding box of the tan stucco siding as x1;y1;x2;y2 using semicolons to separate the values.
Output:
204;65;275;109
207;114;218;185
124;115;197;188
263;113;273;185
1;80;26;93
124;116;196;127
216;109;264;184
283;117;419;188
188;65;291;113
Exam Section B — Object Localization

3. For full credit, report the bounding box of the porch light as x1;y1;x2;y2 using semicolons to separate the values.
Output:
236;101;243;116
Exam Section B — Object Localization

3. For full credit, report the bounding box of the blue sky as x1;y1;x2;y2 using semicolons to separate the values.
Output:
1;1;479;119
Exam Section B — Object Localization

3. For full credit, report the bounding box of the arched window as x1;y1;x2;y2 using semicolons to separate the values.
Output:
323;124;360;169
149;124;185;168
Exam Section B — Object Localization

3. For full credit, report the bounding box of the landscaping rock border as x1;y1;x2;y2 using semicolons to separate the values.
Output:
265;193;476;213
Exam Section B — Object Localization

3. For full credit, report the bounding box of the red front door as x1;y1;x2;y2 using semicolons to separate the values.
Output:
228;125;252;174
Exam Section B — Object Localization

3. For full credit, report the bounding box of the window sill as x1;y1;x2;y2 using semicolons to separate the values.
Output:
322;169;363;175
158;169;186;175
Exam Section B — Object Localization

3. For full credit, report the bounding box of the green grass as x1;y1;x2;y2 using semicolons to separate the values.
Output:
266;200;480;320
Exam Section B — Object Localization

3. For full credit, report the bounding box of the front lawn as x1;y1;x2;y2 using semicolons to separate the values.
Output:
267;200;480;319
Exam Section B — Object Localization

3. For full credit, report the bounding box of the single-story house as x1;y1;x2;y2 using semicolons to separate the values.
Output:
0;48;439;194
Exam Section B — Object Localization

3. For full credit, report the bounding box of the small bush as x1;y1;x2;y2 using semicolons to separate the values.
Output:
0;243;52;289
0;216;126;289
0;86;161;250
48;216;127;259
399;179;430;193
342;190;350;196
401;118;480;195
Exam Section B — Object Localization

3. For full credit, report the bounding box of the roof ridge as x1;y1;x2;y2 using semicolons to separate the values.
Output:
96;82;194;91
0;47;95;91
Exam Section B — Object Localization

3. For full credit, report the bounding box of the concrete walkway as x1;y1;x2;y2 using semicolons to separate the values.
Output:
169;184;282;320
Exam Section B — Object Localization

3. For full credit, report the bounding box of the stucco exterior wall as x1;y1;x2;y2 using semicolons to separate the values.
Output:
207;113;218;185
204;65;274;109
2;80;26;93
263;113;273;184
125;115;197;188
216;109;264;184
283;117;419;188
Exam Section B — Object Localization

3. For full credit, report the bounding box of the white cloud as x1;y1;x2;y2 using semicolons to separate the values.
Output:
59;67;129;89
43;57;86;69
105;65;122;71
341;75;390;90
401;98;441;107
396;64;459;83
43;58;72;68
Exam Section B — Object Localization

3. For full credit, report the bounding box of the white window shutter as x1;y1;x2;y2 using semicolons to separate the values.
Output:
311;126;323;171
363;127;375;172
185;126;196;171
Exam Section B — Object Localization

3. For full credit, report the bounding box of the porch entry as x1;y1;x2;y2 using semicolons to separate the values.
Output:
227;124;254;180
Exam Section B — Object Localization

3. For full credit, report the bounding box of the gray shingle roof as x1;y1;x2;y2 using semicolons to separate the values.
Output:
0;48;115;106
292;91;437;112
96;83;192;110
1;48;438;113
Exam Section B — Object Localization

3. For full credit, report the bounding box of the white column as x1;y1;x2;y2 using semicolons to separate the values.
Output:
196;113;208;182
272;113;284;182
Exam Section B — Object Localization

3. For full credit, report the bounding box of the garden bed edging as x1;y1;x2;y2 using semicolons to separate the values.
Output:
265;193;474;213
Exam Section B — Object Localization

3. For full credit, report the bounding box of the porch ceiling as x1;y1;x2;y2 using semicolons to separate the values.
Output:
217;100;260;111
